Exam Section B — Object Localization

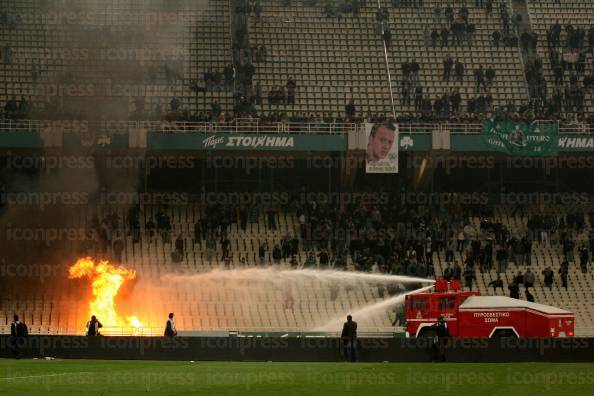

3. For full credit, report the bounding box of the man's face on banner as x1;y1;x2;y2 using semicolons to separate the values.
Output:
368;125;395;162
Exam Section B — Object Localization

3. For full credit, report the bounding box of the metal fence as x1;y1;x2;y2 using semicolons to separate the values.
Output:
1;119;593;135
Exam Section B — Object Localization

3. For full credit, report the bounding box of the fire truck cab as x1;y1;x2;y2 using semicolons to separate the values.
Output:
404;279;575;338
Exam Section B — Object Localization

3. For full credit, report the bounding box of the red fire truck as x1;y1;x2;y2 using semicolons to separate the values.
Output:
404;279;575;338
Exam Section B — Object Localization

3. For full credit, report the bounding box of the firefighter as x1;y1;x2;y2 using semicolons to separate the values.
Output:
392;304;406;327
432;316;449;362
341;315;358;362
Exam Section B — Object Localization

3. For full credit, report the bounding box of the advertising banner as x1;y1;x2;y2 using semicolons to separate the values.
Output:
148;133;348;152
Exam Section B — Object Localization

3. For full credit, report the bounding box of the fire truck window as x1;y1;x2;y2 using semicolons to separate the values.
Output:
412;298;428;311
447;297;456;309
439;297;456;310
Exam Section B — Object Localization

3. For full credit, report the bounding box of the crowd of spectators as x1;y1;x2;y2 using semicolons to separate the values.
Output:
1;96;30;120
323;0;364;19
80;192;593;301
427;4;476;49
524;19;594;116
3;1;594;128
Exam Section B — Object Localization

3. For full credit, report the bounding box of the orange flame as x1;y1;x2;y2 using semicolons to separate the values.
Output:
68;257;142;331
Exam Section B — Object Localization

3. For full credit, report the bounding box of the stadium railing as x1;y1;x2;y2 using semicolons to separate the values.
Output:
1;119;592;135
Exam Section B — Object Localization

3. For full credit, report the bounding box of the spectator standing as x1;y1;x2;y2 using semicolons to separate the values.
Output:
579;246;589;273
259;242;268;265
206;236;215;265
486;66;496;87
445;238;455;263
524;268;535;288
286;77;297;105
463;265;475;290
443;55;454;81
488;275;504;292
455;60;464;82
345;99;356;119
492;31;501;47
451;88;461;113
441;27;450;47
453;261;462;280
542;266;554;288
431;28;439;48
457;229;466;252
474;66;486;92
496;245;508;273
113;232;124;263
508;280;520;299
559;260;569;289
272;244;282;264
486;0;493;16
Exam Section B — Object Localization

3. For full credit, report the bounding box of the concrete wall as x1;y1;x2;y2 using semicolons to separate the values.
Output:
2;336;594;362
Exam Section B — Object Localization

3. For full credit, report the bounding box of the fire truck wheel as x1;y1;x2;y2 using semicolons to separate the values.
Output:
417;328;437;339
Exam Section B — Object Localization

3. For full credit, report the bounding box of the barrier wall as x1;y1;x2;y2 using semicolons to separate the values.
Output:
2;336;594;362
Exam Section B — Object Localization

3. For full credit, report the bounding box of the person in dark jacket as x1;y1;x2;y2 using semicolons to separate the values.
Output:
432;316;449;362
508;280;520;299
10;314;28;359
542;266;554;288
440;27;450;47
272;244;282;264
463;265;475;290
455;60;464;82
443;55;453;81
579;245;589;273
492;30;501;47
488;275;504;291
486;66;496;87
86;315;103;336
164;313;177;337
341;315;358;362
559;260;569;289
431;28;439;48
10;314;28;337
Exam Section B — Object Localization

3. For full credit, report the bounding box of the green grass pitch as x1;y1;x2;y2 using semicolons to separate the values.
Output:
1;360;593;395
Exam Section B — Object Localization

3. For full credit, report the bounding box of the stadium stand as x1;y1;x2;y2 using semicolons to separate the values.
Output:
432;204;594;337
246;0;392;116
0;0;235;119
526;0;594;113
384;0;529;113
1;201;593;336
2;0;593;124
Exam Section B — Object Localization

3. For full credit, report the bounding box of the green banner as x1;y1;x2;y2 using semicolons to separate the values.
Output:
0;130;42;148
481;120;559;156
148;133;347;151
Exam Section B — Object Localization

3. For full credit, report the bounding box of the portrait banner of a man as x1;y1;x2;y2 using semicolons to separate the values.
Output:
365;122;399;173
